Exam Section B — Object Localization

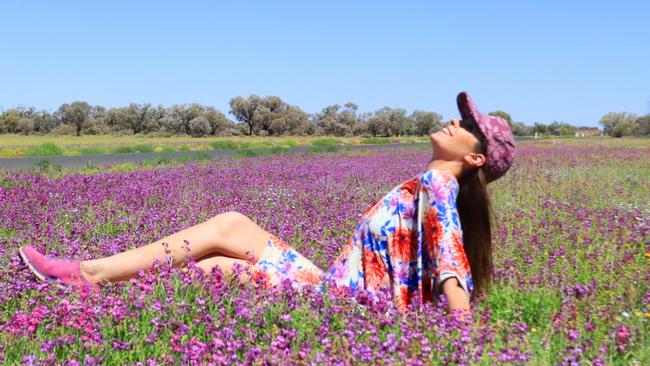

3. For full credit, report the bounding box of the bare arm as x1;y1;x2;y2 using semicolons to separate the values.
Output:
442;277;470;318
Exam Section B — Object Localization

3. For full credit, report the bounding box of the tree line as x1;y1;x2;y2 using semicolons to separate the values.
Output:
0;95;648;137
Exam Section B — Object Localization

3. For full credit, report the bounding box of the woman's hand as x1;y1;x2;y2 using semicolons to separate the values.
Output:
442;277;471;321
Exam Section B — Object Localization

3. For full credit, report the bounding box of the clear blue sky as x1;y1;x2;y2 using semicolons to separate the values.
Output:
1;1;648;127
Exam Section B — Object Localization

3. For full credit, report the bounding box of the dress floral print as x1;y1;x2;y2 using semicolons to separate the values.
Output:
251;169;473;314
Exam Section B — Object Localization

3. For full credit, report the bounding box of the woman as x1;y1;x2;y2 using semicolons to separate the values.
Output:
19;91;515;315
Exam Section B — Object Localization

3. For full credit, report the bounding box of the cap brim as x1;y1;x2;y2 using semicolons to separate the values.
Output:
457;91;482;122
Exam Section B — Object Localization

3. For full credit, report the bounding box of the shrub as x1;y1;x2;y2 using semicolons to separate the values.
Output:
49;124;76;136
360;137;391;144
269;146;290;155
178;145;192;151
132;144;155;153
0;148;23;157
235;149;266;157
80;147;105;155
240;141;274;149
311;138;342;147
189;116;211;137
193;152;212;161
308;146;338;153
112;163;137;172
82;119;110;135
31;159;61;172
194;144;214;151
154;146;176;153
175;154;194;162
33;159;51;170
209;140;240;150
112;146;135;154
142;157;171;166
280;139;299;147
25;142;64;157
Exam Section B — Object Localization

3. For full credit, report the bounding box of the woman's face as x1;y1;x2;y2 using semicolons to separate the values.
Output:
429;118;482;163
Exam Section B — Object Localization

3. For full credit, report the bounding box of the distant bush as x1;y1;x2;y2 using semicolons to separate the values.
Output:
194;144;214;151
112;146;134;154
49;124;76;136
174;154;193;162
360;137;391;144
178;145;192;151
209;140;240;150
142;157;171;166
154;146;176;153
280;139;299;147
193;152;212;161
132;144;155;153
269;146;290;154
25;142;64;157
31;159;62;172
308;146;338;153
33;159;51;170
112;163;137;172
240;141;274;149
234;149;266;157
80;147;105;155
0;148;24;157
311;138;343;147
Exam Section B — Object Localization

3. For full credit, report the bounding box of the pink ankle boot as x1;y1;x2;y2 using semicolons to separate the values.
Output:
19;245;100;293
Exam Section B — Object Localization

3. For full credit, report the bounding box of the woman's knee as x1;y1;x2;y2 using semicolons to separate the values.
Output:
209;211;249;237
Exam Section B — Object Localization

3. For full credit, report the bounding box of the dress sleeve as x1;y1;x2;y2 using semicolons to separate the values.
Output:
422;190;474;301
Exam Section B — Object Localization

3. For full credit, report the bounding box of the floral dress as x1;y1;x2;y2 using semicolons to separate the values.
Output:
251;169;473;313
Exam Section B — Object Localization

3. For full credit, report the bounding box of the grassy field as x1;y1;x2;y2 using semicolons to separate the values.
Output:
0;134;430;158
0;138;648;364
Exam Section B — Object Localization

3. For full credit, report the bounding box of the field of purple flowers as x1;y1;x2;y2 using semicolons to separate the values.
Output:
0;139;648;365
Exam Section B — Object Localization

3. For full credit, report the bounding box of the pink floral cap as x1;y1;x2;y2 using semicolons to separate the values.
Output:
457;91;516;183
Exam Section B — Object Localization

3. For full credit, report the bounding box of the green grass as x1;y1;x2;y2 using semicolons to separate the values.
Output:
280;139;299;147
209;140;240;150
80;147;106;155
193;152;212;161
311;138;343;147
155;146;177;153
111;146;135;154
360;137;391;144
132;144;155;153
234;149;266;157
308;146;338;153
142;157;172;166
24;142;64;157
239;140;274;149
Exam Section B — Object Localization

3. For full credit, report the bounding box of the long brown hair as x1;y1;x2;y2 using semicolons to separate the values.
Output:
456;118;493;298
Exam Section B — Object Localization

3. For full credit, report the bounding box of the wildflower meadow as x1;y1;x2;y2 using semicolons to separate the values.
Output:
0;138;648;365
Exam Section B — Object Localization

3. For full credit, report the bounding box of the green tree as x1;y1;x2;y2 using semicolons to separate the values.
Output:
205;107;232;136
510;121;531;136
0;109;22;133
229;95;263;136
600;112;638;137
411;111;442;136
189;116;211;137
634;114;650;136
488;110;513;127
57;101;92;136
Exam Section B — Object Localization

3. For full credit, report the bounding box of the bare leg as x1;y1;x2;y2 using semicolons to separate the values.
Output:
80;211;271;284
195;254;252;283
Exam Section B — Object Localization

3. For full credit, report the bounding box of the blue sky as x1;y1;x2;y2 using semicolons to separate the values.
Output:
1;1;648;127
